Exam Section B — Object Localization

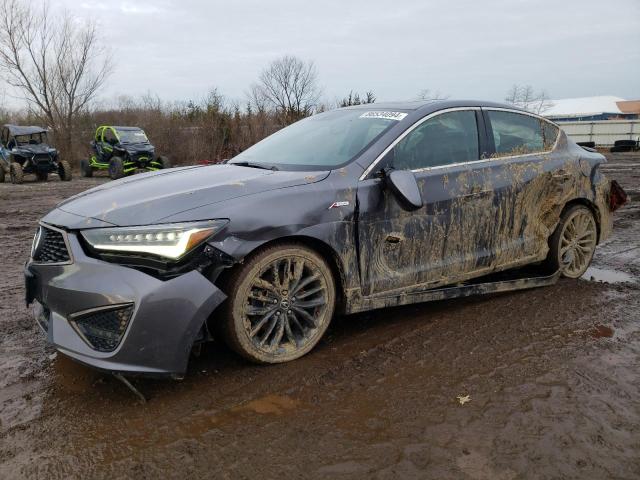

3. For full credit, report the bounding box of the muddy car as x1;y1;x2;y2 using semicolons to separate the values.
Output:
0;124;72;184
24;100;626;377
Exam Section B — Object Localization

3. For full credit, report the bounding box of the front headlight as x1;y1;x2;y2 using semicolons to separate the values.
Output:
81;220;228;260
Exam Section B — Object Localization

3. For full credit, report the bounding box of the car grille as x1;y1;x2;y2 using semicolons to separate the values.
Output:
70;304;134;352
32;226;70;263
33;154;52;166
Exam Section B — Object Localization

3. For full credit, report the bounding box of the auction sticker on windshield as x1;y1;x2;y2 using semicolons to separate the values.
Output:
359;111;408;121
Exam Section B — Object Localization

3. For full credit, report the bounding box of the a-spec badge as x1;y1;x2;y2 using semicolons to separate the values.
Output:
328;201;350;210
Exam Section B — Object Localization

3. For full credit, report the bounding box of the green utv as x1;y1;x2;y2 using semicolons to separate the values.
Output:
81;126;171;180
0;125;72;184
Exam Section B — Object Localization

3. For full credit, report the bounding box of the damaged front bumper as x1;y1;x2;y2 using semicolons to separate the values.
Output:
25;226;226;376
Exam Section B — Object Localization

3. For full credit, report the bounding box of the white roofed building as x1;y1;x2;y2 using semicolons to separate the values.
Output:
545;96;640;122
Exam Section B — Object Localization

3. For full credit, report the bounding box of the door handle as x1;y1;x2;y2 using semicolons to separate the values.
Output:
460;189;491;201
552;170;571;184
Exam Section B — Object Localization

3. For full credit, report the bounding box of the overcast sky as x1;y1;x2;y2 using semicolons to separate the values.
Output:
6;0;640;108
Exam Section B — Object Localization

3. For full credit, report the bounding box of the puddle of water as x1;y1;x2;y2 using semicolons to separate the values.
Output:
591;325;614;339
582;267;636;284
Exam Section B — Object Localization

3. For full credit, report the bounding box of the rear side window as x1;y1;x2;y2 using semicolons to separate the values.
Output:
488;111;557;157
542;121;559;149
392;110;479;170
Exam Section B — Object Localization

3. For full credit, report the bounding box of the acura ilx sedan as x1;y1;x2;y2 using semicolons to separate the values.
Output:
25;100;624;376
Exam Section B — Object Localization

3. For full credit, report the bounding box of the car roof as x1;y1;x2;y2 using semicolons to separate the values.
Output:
3;124;48;136
341;99;524;113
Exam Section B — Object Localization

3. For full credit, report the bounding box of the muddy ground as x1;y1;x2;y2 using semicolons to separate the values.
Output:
1;153;639;479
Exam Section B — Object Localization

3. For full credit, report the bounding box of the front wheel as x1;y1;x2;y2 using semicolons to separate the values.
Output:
220;244;336;364
58;160;72;181
547;205;598;278
109;156;125;180
9;162;23;184
158;155;171;169
80;159;93;177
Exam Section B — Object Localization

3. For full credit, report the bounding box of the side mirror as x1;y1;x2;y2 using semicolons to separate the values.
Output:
385;169;423;211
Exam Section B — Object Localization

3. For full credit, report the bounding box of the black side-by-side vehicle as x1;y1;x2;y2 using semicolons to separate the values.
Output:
0;125;71;184
81;125;171;180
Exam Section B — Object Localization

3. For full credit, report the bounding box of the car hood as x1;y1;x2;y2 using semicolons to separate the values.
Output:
54;164;330;227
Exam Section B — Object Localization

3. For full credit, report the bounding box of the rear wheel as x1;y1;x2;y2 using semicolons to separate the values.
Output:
0;166;5;183
547;205;598;278
35;171;48;182
9;162;23;184
158;155;171;169
80;159;93;177
220;244;336;364
109;156;125;180
58;160;72;181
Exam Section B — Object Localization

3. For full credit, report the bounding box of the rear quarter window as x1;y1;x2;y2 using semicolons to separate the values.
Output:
488;111;557;157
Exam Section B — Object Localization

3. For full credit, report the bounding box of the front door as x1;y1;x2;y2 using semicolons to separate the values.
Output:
357;108;496;296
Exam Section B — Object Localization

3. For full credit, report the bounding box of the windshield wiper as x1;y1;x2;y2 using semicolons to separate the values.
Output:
230;161;279;171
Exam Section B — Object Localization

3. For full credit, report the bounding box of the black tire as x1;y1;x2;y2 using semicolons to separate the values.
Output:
546;205;598;278
35;171;48;182
0;166;5;183
158;155;171;169
613;140;637;148
58;160;72;181
9;162;23;184
220;243;336;364
109;156;125;180
80;159;93;177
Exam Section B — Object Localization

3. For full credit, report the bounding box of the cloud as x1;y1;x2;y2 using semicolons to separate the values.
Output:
119;2;165;14
24;0;640;106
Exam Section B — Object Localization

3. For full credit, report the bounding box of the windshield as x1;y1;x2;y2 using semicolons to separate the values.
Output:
230;109;406;170
117;129;149;144
14;132;47;146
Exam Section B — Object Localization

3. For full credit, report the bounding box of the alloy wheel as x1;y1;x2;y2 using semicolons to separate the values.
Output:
559;209;597;278
242;256;329;353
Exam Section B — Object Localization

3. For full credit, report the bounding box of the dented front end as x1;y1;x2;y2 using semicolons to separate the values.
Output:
25;221;227;376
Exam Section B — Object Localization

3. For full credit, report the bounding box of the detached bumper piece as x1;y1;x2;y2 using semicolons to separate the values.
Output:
609;180;628;212
26;224;227;376
70;304;134;352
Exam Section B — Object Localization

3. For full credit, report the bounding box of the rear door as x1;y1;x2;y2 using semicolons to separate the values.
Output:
357;108;497;296
476;108;562;266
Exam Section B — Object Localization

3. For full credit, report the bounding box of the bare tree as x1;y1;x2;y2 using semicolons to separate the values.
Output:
0;0;112;159
504;84;554;114
250;55;320;124
339;90;376;107
416;89;449;101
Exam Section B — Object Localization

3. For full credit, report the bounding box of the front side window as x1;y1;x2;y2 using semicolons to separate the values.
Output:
103;128;118;145
488;111;557;157
391;110;479;170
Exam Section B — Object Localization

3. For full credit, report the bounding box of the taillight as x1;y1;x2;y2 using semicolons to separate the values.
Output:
609;180;628;211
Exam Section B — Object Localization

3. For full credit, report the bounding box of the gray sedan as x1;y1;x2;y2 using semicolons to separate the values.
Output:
25;100;625;376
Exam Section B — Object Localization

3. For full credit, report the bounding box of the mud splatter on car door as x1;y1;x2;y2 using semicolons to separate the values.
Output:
356;109;495;295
